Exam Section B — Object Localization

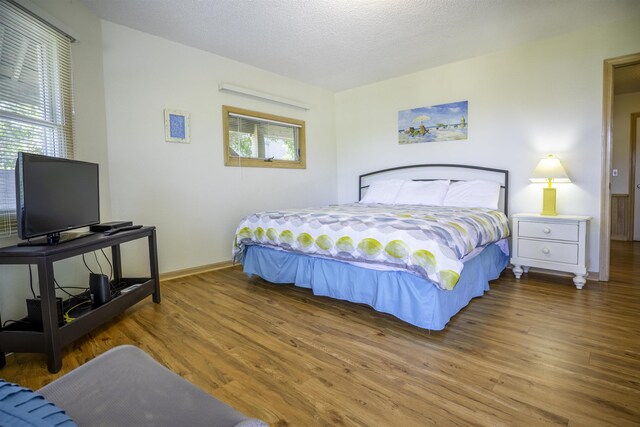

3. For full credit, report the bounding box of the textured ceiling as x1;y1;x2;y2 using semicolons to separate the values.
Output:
79;0;640;92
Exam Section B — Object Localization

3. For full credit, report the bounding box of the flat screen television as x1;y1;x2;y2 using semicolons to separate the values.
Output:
15;152;100;245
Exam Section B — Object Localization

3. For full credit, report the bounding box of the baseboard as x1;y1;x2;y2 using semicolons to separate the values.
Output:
160;260;235;281
164;262;602;282
591;270;602;281
506;265;600;282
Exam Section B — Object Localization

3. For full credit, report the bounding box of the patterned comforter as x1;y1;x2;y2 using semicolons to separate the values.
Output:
232;203;510;290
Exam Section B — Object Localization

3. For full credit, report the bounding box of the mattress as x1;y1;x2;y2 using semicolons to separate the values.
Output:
233;203;510;290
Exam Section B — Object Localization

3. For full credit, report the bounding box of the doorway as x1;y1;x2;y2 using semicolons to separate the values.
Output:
602;53;640;281
633;113;640;240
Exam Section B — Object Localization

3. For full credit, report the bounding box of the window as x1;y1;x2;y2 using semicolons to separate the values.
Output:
0;1;74;237
223;105;306;169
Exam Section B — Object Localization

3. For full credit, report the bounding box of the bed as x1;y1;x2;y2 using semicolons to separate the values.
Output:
232;164;510;330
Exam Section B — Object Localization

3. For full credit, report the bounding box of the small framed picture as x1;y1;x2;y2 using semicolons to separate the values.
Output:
164;109;190;143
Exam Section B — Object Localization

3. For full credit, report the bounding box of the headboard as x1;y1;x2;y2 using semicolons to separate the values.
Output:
358;164;510;214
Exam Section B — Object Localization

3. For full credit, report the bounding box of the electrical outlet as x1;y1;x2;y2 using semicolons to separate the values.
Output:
612;169;618;177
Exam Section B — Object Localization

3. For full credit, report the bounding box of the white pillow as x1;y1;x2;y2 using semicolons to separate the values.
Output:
443;180;501;209
360;179;406;204
395;180;450;206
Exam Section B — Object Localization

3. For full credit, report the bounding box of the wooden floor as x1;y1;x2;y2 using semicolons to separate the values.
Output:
3;241;640;426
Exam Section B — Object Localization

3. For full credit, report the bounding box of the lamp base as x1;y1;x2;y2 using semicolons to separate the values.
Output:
541;187;557;216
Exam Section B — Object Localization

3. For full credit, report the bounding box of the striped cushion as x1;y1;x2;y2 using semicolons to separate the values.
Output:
0;380;76;426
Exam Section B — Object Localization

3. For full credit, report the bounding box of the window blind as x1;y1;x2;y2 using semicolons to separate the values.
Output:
228;113;299;159
0;0;74;237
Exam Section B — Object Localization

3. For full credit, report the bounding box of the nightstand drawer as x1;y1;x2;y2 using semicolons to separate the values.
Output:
518;239;578;264
518;221;579;242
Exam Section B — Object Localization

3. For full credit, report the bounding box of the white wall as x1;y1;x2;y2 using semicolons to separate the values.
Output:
0;0;111;322
335;18;640;275
100;22;337;274
612;92;640;194
1;4;637;326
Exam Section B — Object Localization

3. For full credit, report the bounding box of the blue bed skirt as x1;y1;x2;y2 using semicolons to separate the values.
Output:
241;244;509;330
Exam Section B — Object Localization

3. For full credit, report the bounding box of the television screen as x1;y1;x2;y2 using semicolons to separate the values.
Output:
16;152;100;244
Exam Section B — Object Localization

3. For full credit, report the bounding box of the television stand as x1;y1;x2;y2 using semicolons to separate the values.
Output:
0;226;160;373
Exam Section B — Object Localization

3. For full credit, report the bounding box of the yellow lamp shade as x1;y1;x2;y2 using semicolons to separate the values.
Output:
530;155;571;185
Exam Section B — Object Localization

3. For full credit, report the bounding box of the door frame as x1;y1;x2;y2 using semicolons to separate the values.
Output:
601;53;640;281
630;112;639;241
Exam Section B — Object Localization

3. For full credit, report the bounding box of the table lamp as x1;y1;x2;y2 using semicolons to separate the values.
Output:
529;154;571;216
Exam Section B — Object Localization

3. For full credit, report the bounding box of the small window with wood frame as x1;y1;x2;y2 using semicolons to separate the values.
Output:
223;105;306;169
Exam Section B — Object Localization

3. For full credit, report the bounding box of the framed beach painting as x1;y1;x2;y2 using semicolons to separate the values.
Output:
398;101;468;144
164;109;190;143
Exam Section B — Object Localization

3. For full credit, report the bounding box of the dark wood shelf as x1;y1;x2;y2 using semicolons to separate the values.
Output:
0;227;160;373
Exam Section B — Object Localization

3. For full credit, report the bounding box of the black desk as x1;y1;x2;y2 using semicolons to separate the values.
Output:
0;226;160;373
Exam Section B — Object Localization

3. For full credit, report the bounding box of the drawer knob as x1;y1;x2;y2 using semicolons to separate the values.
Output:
542;247;550;255
543;227;551;234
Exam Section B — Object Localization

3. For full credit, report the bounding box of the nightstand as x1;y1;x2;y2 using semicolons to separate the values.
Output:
510;213;591;289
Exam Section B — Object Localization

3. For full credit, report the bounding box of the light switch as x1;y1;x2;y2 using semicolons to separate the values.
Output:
612;169;618;177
